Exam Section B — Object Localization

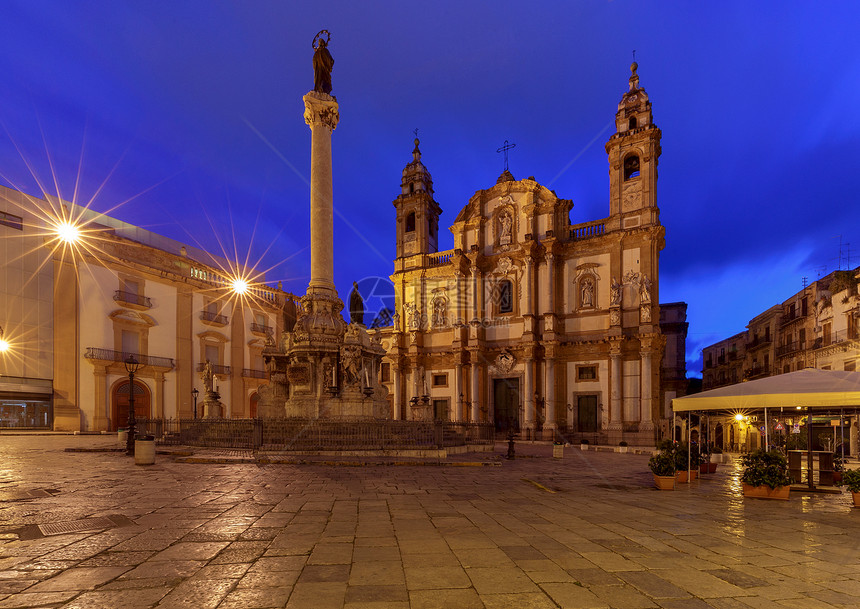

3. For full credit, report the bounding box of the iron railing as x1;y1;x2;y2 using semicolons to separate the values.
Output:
250;322;272;334
200;310;228;325
84;348;174;369
134;418;494;451
113;290;152;308
195;362;232;376
242;369;267;379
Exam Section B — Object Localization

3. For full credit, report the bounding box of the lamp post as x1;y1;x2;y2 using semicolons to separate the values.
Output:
191;388;199;419
124;355;141;456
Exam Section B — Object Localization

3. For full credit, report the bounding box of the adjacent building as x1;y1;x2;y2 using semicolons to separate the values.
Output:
0;185;297;431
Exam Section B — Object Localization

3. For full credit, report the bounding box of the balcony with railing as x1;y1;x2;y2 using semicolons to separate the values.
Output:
84;348;174;369
196;362;232;376
813;329;858;350
113;290;152;309
428;250;454;267
780;310;807;327
242;368;268;379
776;341;805;357
250;322;273;335
744;366;768;380
746;336;772;351
200;310;228;326
569;220;606;242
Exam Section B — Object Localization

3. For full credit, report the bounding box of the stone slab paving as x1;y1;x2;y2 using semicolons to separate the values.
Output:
1;437;860;608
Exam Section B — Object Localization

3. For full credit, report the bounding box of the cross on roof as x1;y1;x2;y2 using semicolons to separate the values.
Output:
496;139;516;172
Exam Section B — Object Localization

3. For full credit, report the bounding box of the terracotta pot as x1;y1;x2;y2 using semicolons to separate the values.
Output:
852;491;860;508
743;483;790;501
699;463;718;474
675;470;688;483
690;469;698;481
653;474;675;490
833;471;843;484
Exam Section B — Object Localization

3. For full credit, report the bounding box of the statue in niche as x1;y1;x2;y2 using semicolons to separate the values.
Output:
405;302;420;330
432;298;447;328
610;277;621;306
580;277;594;308
201;360;215;393
499;211;512;245
640;275;652;304
312;30;334;95
349;281;364;325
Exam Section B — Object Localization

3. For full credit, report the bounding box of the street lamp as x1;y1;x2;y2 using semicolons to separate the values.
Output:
0;326;9;353
191;388;199;419
124;355;141;456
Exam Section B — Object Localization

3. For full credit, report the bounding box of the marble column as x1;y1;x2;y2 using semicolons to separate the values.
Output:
544;252;555;313
303;91;339;295
470;362;480;422
470;267;479;322
544;358;556;437
393;365;401;420
524;259;534;316
640;349;655;431
609;340;623;430
524;358;534;431
454;363;463;422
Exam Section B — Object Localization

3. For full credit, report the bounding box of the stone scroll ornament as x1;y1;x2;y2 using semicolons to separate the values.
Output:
312;30;334;95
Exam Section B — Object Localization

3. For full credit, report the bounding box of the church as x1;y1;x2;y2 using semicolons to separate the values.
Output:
375;63;687;445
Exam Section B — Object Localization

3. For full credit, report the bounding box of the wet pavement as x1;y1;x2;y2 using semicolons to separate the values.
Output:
1;435;859;608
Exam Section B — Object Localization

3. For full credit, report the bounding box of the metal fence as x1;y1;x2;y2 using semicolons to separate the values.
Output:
135;418;494;451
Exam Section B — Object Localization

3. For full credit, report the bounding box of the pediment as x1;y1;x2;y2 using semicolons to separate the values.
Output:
108;309;155;328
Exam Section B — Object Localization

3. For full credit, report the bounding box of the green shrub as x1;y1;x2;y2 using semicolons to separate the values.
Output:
740;449;794;489
840;469;860;493
649;450;675;476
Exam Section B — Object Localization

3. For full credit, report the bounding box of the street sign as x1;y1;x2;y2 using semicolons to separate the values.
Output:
792;423;801;434
774;422;785;431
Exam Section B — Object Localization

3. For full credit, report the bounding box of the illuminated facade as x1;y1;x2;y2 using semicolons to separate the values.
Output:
702;268;860;390
374;64;687;445
0;185;296;431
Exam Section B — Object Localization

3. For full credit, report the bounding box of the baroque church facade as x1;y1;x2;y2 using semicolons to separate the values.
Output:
376;64;684;445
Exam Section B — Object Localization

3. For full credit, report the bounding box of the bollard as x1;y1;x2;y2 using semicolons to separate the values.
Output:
134;435;156;466
506;432;516;460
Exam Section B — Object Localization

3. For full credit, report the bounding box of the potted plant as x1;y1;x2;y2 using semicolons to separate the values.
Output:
673;443;695;482
580;438;589;451
841;468;860;507
709;445;723;464
740;449;793;500
618;440;628;454
649;448;675;490
699;444;717;474
833;452;845;484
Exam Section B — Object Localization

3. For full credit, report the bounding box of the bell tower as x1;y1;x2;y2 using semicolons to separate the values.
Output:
394;137;441;261
606;62;662;225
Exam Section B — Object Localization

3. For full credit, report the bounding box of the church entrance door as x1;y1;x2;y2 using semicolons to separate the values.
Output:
111;380;151;431
493;378;519;433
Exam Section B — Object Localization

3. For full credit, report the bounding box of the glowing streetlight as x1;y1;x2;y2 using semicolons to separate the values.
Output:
734;413;745;422
0;326;8;353
230;278;249;295
55;221;82;244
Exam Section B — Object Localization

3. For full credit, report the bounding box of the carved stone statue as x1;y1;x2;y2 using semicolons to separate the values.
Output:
640;274;652;304
581;277;594;308
312;31;334;95
432;297;447;328
610;278;621;306
201;360;215;393
499;211;512;245
349;281;364;325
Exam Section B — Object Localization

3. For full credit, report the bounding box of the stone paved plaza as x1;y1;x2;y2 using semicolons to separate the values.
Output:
1;436;859;608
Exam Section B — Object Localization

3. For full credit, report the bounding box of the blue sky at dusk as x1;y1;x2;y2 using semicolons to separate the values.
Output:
1;2;858;377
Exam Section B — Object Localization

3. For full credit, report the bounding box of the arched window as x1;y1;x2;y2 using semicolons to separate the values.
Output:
405;212;416;232
498;280;513;313
409;183;414;194
628;116;637;130
623;155;640;180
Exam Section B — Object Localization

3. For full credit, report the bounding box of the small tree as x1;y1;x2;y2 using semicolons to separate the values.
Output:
740;449;794;489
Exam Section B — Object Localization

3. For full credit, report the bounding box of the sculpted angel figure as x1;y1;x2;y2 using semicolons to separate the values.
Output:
201;360;215;393
610;277;622;306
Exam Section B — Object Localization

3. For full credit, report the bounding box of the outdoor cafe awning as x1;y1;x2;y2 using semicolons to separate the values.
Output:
672;369;860;413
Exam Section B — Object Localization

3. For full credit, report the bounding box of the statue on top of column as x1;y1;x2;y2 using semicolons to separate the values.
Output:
312;30;334;95
349;281;364;326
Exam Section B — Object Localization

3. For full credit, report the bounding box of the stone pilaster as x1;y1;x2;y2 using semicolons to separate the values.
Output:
609;338;623;431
